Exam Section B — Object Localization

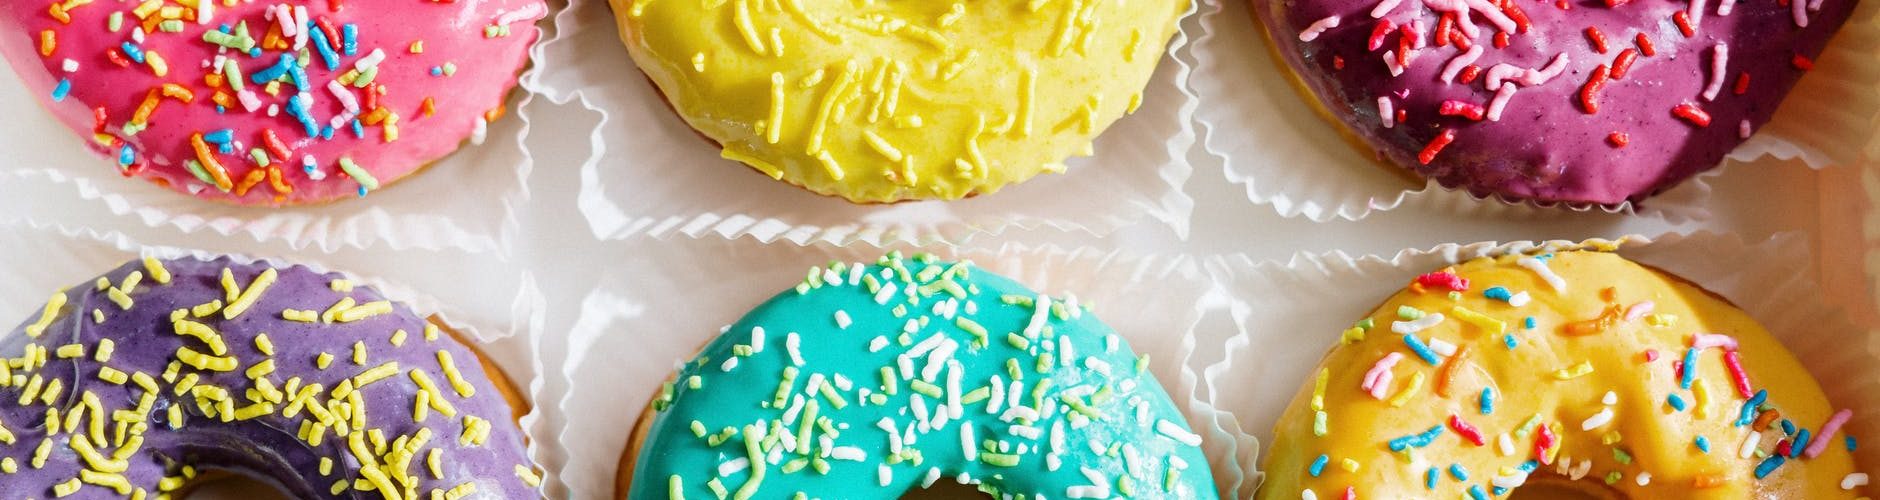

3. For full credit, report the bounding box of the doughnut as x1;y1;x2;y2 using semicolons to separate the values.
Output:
0;0;547;205
609;1;1188;203
619;252;1217;498
1251;0;1857;205
1260;251;1869;498
0;256;539;498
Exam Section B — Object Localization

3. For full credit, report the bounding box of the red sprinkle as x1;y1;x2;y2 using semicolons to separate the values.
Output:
1333;55;1346;70
91;106;109;134
1505;4;1532;33
1396;108;1407;124
1579;64;1611;114
1436;15;1454;46
261;129;294;161
1370;20;1396;51
1439;100;1488;121
1605;0;1630;6
1494;31;1511;48
1459;65;1483;83
1449;415;1488;446
1672;103;1712;127
1611;48;1639;79
1585;27;1609;53
1397;26;1415;66
105;48;130;67
1555;0;1570;9
1342;487;1357;500
1724;351;1754;398
1776;439;1793;457
1450;26;1474;50
1535;424;1558;464
1734;72;1751;94
1793;54;1815;70
1608;132;1629;147
1636;33;1657;56
1419;129;1457;165
1673;11;1695;37
1416;271;1471;291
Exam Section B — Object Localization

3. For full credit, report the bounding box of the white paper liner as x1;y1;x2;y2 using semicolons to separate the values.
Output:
0;22;549;254
1184;0;1880;222
1197;231;1880;497
521;0;1201;247
536;237;1230;498
0;218;552;498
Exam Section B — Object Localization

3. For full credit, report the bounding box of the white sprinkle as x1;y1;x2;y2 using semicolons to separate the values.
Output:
471;117;489;145
1498;433;1515;456
720;357;739;372
1302;489;1319;500
1383;50;1407;76
869;336;889;352
1581;408;1615;430
987;376;1006;414
1740;119;1753;139
1843;473;1870;490
833;373;853;391
896;355;915;379
1378;96;1395;129
1372;0;1404;17
1517;256;1567;292
1298;15;1342;42
878;464;893;486
848;264;864;286
61;59;78;72
1066;467;1112;498
834;310;851;329
782;395;806;424
1010;424;1042;439
326;81;360;114
878;418;903;452
750;326;766;353
1702;43;1728;101
1155;420;1203;446
909;333;947;357
717;457;749;476
923;468;942;488
1058;336;1074;367
945;360;964;419
1084;358;1113;377
1739;431;1763;458
960;425;978;461
1719;0;1737;15
1491;472;1529;489
1441;45;1485;83
1023;295;1052;337
874;282;898;305
1636;472;1653;485
1602;391;1618;405
1428;338;1458;357
1000;406;1039;424
787;332;805;366
1793;0;1809;27
1392;313;1446;334
352;48;387;72
920;340;957;381
1688;0;1709;29
910;395;931;429
1007;380;1023;411
1104;335;1119;353
1507;290;1531;307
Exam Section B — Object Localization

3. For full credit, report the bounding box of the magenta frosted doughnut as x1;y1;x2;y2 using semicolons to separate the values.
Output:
0;0;546;205
0;256;539;498
1253;0;1857;205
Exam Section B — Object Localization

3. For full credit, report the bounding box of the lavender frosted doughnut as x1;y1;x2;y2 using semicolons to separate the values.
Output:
0;256;538;498
1254;0;1858;205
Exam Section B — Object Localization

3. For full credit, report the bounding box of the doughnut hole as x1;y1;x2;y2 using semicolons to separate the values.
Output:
901;481;992;499
1507;474;1624;500
168;472;291;500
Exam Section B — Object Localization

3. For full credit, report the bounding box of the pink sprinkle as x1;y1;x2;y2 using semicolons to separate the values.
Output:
1810;0;1825;12
1378;96;1396;128
1794;0;1810;27
1372;0;1406;17
1688;0;1709;29
1485;85;1516;121
1740;120;1753;138
1384;50;1408;76
1691;333;1739;351
1623;301;1655;321
1718;0;1737;15
1702;43;1729;101
1484;63;1524;90
1300;15;1343;42
1442;45;1485;83
1464;0;1519;33
1804;409;1854;458
1415;271;1470;291
1644;349;1660;362
1363;352;1405;399
1409;19;1428;49
1524;53;1572;86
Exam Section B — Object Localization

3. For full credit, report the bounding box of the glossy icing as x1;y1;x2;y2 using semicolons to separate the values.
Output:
0;0;546;205
1260;251;1866;499
610;0;1188;203
629;252;1217;498
1255;0;1857;205
0;257;538;498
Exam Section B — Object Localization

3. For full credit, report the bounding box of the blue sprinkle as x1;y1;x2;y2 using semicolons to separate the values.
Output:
217;24;232;33
1517;460;1539;473
1449;464;1470;481
203;129;234;144
356;185;368;197
1523;317;1537;329
1538;253;1554;261
248;47;262;58
119;42;145;63
1679;348;1698;389
1754;455;1786;479
308;20;341;71
251;54;296;84
1403;335;1443;365
1388;425;1446;451
1503;334;1518;349
319;125;335;141
1484;286;1513;301
1668;394;1687;411
51;78;70;102
1695;436;1710;453
351;118;365;138
116;145;135;166
1493;487;1509;496
216;105;226;114
1848;436;1858;451
1425;467;1437;489
1737;390;1770;426
342;24;358;56
1469;485;1489;500
1480;388;1495;415
1791;430;1811;458
1781;419;1796;435
1309;455;1328;477
430;66;444;76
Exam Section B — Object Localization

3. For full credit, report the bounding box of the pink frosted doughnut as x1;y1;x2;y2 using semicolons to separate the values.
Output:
0;0;547;205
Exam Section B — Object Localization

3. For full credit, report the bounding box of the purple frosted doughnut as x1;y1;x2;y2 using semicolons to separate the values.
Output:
0;256;537;498
1254;0;1858;205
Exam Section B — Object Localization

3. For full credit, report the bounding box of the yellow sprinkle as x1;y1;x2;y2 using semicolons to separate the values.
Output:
141;257;171;284
1340;458;1360;472
352;341;368;365
316;353;335;370
145;50;167;77
1450;306;1507;334
424;323;440;342
766;72;786;144
515;465;542;487
94;339;115;363
98;367;128;385
721;146;783;179
17;375;43;405
319;456;334;476
282;309;318;322
92;309;104;324
731;0;765;55
322;297;356;323
414;390;431;423
176;347;237;372
41;378;63;405
390;329;408;347
409;369;458;418
437;351;476;398
232;402;274;421
56;344;86;359
1693;378;1711;420
1311;368;1330;411
219;268;240;303
804;59;859;155
1015;65;1036;137
190;300;222;318
255;334;274;356
337;301;394;322
245;359;276;379
691;51;705;72
53;477;82;497
24;291;67;337
329;279;353;292
861;129;905;161
427;448;444;479
172;320;228;355
354;362;401;387
220;267;277;319
1552;361;1594;380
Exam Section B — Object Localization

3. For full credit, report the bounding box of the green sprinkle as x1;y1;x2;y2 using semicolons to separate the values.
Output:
669;475;686;499
980;453;1020;467
735;425;766;500
1397;305;1425;320
690;421;707;438
1006;333;1030;350
879;367;897;396
337;157;380;191
910;380;943;398
961;387;989;404
1355;318;1375;330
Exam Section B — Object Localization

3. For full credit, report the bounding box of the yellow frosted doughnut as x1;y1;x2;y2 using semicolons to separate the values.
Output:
608;0;1187;203
1260;251;1868;499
